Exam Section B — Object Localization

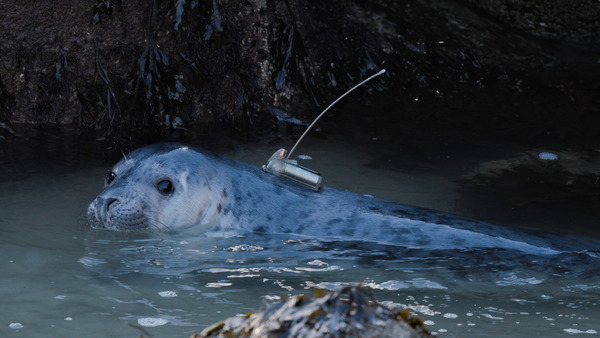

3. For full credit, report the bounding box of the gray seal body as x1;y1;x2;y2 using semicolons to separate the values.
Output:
87;143;600;255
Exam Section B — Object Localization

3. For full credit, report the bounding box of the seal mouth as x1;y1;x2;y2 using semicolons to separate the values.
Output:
86;202;105;229
87;219;148;232
86;199;150;232
87;217;150;232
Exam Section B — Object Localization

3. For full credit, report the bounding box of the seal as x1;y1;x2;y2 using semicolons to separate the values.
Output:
87;143;233;232
87;143;600;255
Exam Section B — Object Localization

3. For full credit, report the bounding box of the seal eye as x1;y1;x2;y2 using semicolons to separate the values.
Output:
106;171;116;184
156;179;174;196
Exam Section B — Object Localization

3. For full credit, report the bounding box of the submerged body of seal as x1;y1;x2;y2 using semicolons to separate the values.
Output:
87;143;600;255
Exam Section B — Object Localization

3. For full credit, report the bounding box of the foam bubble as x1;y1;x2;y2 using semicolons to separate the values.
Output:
227;244;264;252
158;290;178;298
9;323;23;329
138;318;168;327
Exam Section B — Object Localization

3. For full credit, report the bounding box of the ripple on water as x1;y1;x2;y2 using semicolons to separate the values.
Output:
562;283;600;292
295;265;342;272
495;273;543;286
307;259;327;266
563;328;598;335
77;256;107;267
307;278;447;291
206;282;233;288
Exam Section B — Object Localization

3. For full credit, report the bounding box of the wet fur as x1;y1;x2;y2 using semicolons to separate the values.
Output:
88;143;600;255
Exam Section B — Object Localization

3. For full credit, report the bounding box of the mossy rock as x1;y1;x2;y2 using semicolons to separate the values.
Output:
192;286;433;338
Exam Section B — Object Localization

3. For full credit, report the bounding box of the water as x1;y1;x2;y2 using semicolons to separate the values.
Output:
1;133;599;337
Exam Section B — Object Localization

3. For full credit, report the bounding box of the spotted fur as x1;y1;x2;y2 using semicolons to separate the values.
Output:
87;143;600;255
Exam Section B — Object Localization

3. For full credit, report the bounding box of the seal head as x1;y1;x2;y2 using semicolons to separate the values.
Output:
87;144;229;231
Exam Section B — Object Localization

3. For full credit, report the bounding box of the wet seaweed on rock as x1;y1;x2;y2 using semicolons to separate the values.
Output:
0;77;15;123
133;38;171;127
167;0;221;38
202;0;223;41
82;0;391;139
173;0;188;31
2;0;595;145
88;0;189;140
137;0;230;130
92;0;122;25
272;1;319;107
32;53;74;127
193;286;434;338
90;46;122;132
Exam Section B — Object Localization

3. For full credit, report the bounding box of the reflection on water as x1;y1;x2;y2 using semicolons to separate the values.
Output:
1;135;599;337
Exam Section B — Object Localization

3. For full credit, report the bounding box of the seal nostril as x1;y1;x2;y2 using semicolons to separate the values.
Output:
106;198;118;211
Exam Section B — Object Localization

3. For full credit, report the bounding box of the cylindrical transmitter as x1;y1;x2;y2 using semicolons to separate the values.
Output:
262;149;322;191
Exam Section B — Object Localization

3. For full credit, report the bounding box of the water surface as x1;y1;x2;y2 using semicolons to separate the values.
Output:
1;133;599;337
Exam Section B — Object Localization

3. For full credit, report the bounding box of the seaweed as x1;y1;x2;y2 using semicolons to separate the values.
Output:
202;0;223;41
173;0;188;30
193;286;434;337
32;53;73;127
91;44;122;131
86;0;190;140
0;77;17;139
85;0;327;139
169;0;221;38
92;0;122;25
81;0;385;140
272;0;320;106
128;0;187;133
0;77;15;122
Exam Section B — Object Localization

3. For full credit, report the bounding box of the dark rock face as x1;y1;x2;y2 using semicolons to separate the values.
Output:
341;1;600;147
461;149;600;236
0;1;598;145
465;0;600;46
0;1;146;128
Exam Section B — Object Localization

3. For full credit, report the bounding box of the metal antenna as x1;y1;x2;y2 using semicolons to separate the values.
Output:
286;69;386;159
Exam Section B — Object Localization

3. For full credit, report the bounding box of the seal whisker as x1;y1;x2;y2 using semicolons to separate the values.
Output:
142;210;173;232
116;144;129;162
148;220;170;233
141;214;172;233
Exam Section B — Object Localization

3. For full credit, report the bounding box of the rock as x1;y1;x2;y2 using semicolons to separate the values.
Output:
0;1;598;146
192;286;433;338
465;149;600;205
